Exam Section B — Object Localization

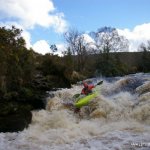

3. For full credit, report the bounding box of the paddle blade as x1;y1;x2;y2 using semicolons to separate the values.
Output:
73;93;80;99
96;80;103;86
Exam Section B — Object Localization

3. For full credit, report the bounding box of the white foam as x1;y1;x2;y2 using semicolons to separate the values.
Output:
0;74;150;150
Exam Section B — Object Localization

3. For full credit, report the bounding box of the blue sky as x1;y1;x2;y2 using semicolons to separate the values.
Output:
0;0;150;55
53;0;150;30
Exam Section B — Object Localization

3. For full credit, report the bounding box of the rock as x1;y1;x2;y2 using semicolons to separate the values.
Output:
0;102;32;133
70;71;85;83
0;108;32;132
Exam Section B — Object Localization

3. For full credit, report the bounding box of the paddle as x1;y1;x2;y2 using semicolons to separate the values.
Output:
73;80;103;99
96;80;103;86
74;81;103;108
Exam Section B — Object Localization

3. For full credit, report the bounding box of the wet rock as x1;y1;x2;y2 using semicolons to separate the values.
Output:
0;105;32;132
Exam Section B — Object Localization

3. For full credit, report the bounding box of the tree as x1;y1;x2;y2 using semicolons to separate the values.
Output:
50;44;58;53
92;27;129;76
138;41;150;72
64;28;88;72
64;28;80;56
91;26;129;53
0;26;35;92
63;47;73;70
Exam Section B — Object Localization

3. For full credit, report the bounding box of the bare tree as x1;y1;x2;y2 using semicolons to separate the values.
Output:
64;28;80;56
138;42;147;52
91;27;129;53
138;40;150;52
145;40;150;51
63;29;88;71
138;40;150;72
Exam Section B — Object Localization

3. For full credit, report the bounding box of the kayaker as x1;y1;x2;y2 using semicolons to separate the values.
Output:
81;81;95;95
74;81;95;114
74;81;103;114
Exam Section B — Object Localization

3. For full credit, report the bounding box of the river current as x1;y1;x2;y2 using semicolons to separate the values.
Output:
0;73;150;150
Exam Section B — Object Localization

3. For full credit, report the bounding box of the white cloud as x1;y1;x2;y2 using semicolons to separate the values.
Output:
32;41;67;56
81;34;96;49
81;34;95;44
0;0;69;55
0;21;66;55
33;40;51;55
21;30;32;49
117;23;150;51
0;0;68;32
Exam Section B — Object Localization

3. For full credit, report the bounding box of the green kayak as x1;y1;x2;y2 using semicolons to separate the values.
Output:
74;92;97;108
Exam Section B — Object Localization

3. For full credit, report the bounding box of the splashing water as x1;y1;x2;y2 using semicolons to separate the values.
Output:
0;74;150;150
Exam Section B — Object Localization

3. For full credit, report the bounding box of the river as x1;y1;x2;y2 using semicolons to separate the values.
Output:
0;73;150;150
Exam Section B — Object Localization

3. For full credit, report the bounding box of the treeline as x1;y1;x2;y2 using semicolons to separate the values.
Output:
0;26;73;132
94;51;150;77
0;26;76;106
1;26;150;103
63;51;150;78
63;27;150;77
0;26;150;132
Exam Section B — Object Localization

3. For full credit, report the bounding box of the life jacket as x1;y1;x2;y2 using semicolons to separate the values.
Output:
81;84;94;95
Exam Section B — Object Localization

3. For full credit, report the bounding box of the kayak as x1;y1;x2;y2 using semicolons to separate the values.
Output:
73;80;103;108
74;92;97;108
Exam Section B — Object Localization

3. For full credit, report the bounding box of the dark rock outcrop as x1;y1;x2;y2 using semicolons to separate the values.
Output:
0;103;32;132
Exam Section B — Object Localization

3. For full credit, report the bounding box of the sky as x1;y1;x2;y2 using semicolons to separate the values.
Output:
0;0;150;55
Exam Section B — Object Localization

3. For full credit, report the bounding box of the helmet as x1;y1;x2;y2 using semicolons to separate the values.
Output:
83;81;88;88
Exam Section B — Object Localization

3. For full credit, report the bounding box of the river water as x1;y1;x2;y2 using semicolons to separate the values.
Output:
0;73;150;150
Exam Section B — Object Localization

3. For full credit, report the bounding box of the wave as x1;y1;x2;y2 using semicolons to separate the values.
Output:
0;73;150;150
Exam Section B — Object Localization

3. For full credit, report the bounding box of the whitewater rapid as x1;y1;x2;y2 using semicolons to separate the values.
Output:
0;73;150;150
